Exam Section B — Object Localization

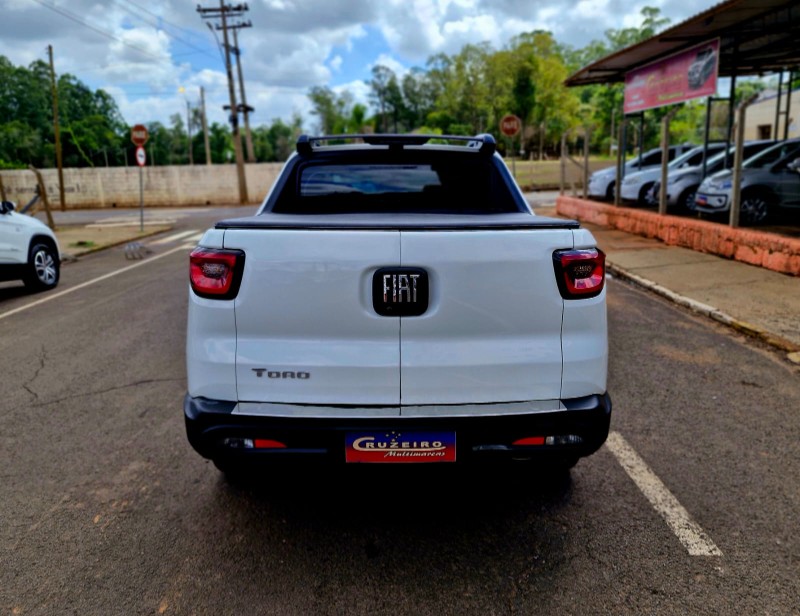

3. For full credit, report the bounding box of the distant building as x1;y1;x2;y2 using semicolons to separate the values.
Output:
744;88;800;141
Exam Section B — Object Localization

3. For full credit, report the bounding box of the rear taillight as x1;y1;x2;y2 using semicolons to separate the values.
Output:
189;248;245;299
553;248;605;299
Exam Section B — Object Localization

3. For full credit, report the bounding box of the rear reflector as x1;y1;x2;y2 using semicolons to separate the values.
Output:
513;437;546;446
553;248;605;299
254;439;287;449
190;248;245;299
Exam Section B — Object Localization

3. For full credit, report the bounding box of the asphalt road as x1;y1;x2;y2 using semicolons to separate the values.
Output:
1;207;798;615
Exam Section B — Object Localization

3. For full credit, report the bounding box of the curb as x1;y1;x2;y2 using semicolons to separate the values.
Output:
607;261;800;359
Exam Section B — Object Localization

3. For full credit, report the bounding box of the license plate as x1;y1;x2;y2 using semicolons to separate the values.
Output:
345;431;456;463
696;194;707;205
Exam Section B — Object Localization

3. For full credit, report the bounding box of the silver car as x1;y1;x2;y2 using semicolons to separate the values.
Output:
694;139;800;224
649;140;776;211
587;144;695;201
620;143;725;205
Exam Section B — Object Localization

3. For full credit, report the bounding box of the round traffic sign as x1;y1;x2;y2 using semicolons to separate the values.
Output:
499;114;522;138
131;124;149;147
135;146;146;167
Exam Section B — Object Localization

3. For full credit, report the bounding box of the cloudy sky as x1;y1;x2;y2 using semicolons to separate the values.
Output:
0;0;708;131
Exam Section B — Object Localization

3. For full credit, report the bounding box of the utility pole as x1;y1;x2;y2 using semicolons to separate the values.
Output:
186;99;194;165
47;45;66;211
231;26;256;163
197;2;249;204
200;86;212;165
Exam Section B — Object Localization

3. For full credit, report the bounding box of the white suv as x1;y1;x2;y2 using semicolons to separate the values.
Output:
0;201;60;291
184;134;611;475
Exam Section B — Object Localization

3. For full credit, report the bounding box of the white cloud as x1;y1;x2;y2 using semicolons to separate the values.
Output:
370;54;408;78
0;0;707;128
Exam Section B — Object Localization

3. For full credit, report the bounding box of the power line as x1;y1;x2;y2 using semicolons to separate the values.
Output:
29;0;166;62
110;0;218;61
119;0;201;40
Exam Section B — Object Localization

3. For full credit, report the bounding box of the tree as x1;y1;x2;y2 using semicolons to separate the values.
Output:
369;65;394;133
0;55;127;168
308;86;352;134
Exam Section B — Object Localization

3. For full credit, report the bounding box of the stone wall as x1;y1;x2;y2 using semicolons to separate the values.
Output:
0;163;284;209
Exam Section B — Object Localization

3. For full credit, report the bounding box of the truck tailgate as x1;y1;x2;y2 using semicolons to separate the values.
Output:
400;229;569;404
228;229;401;406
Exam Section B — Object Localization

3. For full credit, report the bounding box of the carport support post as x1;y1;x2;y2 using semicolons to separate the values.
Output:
559;133;567;195
729;93;759;228
783;71;794;141
582;126;591;199
614;120;626;206
659;108;679;215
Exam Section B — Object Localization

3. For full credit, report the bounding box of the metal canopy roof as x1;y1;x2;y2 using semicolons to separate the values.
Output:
565;0;800;87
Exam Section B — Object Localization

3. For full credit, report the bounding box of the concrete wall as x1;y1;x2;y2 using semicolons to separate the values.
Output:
0;162;284;209
557;196;800;276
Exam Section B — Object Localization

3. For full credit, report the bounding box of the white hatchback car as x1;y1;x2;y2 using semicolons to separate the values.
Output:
0;201;60;291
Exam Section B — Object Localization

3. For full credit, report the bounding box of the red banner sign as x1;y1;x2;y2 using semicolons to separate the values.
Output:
624;39;719;114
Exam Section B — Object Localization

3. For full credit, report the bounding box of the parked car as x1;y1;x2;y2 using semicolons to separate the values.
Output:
619;143;726;205
688;47;717;90
648;140;777;211
185;133;612;477
587;144;696;201
694;138;800;224
0;201;60;291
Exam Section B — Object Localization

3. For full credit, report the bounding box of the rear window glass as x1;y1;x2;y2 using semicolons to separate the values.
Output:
271;154;521;214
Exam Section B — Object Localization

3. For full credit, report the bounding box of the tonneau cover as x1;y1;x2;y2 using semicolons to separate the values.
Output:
215;212;579;231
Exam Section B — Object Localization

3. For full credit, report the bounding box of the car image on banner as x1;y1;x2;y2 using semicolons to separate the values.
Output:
688;47;717;90
624;39;720;114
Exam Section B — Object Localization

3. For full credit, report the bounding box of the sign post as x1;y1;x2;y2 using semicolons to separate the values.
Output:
500;114;522;178
131;125;149;233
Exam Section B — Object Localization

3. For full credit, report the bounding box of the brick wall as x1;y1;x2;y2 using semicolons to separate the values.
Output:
557;195;800;276
0;163;284;209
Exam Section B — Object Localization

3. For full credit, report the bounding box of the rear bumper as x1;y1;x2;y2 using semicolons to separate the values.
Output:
184;393;612;465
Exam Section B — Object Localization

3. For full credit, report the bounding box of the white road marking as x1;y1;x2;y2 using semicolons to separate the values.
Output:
149;230;199;245
605;431;723;557
0;245;187;322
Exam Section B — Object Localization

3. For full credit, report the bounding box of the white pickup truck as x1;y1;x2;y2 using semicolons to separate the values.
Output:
185;134;611;475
